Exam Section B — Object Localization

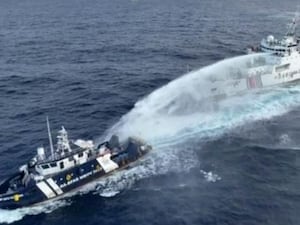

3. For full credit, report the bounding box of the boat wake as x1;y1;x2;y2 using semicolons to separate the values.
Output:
0;200;70;224
2;53;300;223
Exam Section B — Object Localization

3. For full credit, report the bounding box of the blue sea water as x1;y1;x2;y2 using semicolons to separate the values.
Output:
0;0;300;224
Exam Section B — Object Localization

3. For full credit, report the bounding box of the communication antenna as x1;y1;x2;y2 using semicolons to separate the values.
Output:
46;116;55;159
286;10;300;36
186;64;190;73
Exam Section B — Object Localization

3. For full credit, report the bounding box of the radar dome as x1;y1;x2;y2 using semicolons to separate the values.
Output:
267;35;274;42
37;147;45;160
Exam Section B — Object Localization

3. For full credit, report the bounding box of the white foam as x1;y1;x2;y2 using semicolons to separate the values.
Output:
200;170;221;183
0;200;70;224
91;144;199;197
99;190;120;198
279;134;291;145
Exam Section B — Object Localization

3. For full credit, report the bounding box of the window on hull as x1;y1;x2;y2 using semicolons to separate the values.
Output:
41;164;50;169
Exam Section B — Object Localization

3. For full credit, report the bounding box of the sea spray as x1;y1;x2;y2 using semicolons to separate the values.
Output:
101;53;299;145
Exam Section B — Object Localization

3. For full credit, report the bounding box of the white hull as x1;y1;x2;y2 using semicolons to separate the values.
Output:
209;71;300;99
205;47;300;99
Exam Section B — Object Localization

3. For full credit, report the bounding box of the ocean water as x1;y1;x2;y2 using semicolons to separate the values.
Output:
0;0;300;224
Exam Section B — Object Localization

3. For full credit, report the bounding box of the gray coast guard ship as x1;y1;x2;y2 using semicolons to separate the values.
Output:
0;119;151;209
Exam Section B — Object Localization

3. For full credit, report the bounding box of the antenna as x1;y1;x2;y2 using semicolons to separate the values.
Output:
46;116;55;159
286;10;300;36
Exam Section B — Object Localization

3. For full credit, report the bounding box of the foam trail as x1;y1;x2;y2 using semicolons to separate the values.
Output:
0;200;70;224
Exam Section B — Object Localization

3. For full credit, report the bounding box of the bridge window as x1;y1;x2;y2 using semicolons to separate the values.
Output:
50;163;57;168
60;162;64;169
78;152;84;158
41;164;50;169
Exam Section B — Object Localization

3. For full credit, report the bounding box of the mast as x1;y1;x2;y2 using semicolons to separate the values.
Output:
286;11;299;37
46;116;55;159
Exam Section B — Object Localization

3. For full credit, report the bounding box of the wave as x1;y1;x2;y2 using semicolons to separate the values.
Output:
0;200;70;224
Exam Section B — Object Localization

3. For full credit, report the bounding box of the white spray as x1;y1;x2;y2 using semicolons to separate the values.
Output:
102;53;300;145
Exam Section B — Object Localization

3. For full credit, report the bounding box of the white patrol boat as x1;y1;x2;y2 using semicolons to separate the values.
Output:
0;118;152;209
202;13;300;100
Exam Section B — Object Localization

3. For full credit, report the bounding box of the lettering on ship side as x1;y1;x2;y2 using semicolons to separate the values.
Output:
59;163;103;188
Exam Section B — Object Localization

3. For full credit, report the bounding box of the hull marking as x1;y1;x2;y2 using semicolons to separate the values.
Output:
96;154;119;173
46;178;63;195
36;181;56;198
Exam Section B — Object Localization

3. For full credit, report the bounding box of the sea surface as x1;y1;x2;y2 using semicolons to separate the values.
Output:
0;0;300;224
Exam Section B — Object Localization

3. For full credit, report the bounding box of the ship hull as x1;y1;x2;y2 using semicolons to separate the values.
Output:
0;141;150;210
208;71;300;101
